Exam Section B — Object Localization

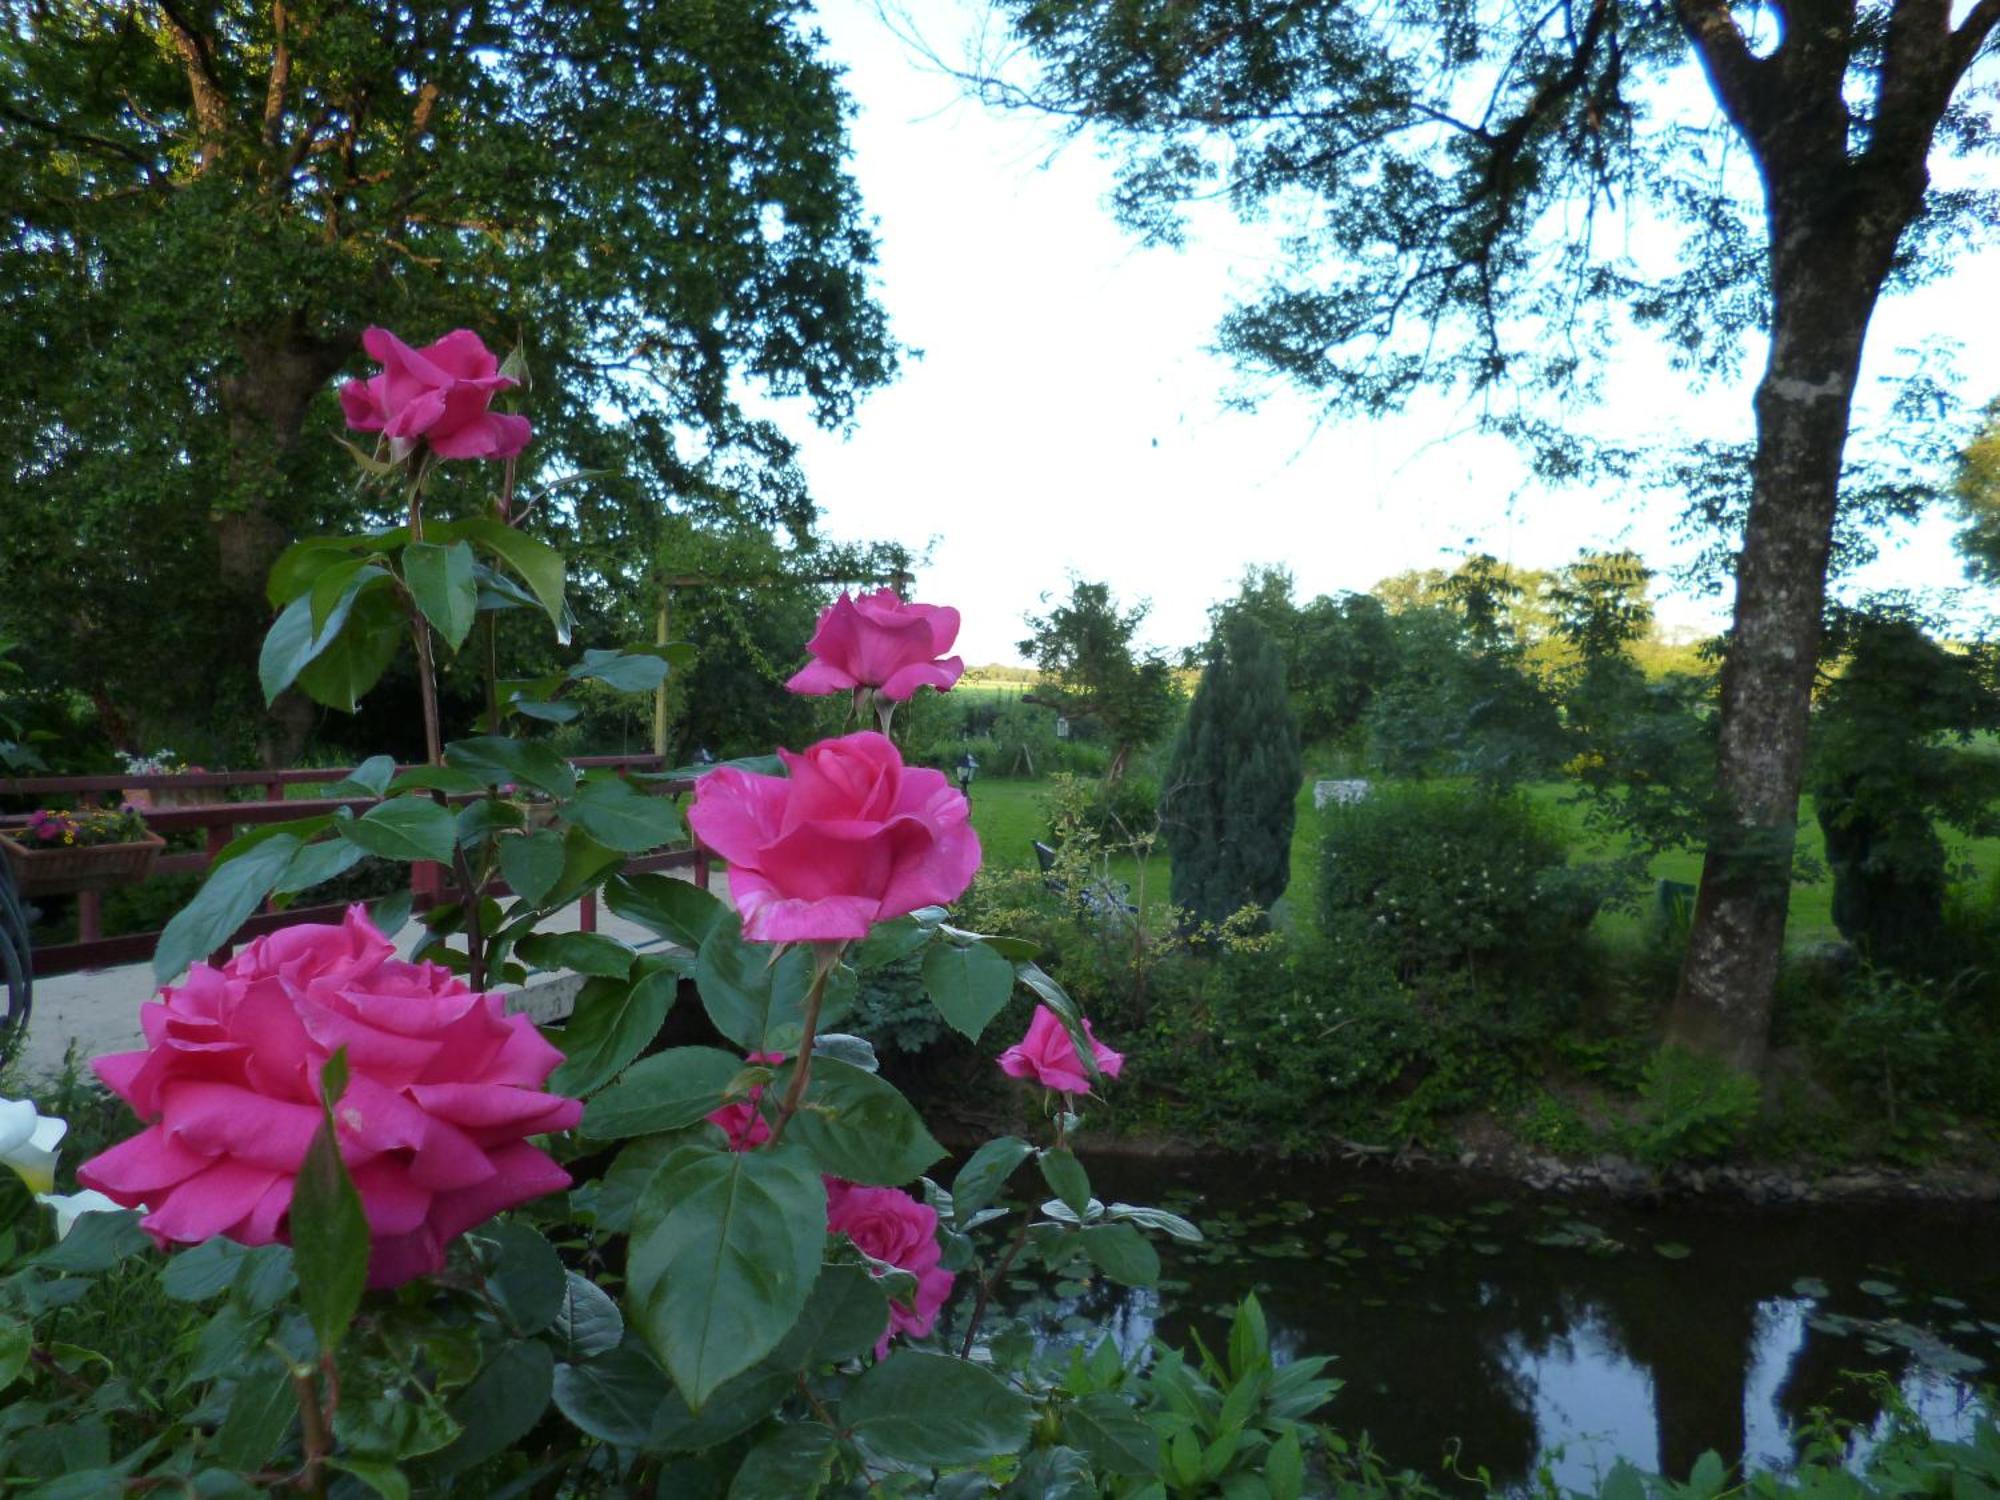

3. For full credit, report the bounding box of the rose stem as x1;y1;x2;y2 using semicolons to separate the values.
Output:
766;943;844;1145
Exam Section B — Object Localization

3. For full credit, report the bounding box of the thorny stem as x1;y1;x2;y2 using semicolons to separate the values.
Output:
765;944;844;1146
959;1211;1034;1359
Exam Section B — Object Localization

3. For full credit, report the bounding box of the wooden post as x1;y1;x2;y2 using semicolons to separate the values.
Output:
76;889;101;944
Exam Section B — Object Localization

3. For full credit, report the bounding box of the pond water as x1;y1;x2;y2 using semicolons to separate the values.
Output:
993;1156;2000;1492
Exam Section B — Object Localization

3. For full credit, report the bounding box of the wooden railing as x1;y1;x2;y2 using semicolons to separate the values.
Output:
0;757;708;976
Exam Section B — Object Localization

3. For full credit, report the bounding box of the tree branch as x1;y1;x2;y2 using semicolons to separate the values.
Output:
263;1;291;149
1674;0;1771;146
153;0;232;167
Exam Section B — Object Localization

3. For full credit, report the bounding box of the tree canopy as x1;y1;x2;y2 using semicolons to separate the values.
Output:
0;0;895;760
1019;579;1180;781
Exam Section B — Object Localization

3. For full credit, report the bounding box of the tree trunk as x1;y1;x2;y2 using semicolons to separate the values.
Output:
1669;235;1896;1070
214;322;356;767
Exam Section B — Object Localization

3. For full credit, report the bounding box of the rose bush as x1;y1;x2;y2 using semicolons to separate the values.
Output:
339;326;532;461
999;1003;1126;1097
78;905;580;1286
787;586;965;701
686;729;981;942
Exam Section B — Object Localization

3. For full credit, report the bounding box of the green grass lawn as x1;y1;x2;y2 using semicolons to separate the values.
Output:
964;774;2000;950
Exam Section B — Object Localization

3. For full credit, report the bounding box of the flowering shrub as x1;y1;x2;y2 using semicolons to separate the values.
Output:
20;804;150;847
78;906;580;1285
116;748;199;776
0;324;1250;1497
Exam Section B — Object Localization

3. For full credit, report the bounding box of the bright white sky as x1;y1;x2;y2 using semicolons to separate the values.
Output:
775;0;2000;666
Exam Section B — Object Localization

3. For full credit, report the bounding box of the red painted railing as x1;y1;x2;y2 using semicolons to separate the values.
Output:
0;757;708;976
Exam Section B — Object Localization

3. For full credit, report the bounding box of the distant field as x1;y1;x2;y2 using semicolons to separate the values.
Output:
963;774;2000;948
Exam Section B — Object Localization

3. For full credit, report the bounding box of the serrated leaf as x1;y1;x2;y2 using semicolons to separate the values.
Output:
774;1057;943;1187
549;968;678;1097
404;540;478;651
580;1046;743;1140
341;795;457;864
604;873;725;950
843;1351;1032;1466
498;829;565;906
922;940;1016;1041
627;1145;826;1408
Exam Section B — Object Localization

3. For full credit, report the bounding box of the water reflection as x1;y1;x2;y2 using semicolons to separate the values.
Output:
992;1157;1999;1492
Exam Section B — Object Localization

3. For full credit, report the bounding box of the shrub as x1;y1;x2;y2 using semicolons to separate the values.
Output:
1317;782;1600;987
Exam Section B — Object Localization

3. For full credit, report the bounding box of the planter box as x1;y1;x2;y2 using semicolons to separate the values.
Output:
0;832;166;897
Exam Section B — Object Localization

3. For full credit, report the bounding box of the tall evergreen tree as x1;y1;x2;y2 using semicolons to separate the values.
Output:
1160;613;1302;926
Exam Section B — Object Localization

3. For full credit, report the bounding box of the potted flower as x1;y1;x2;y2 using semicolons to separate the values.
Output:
0;805;165;896
117;749;213;808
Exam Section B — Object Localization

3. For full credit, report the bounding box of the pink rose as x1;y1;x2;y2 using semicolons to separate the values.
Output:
706;1050;785;1151
997;1005;1124;1097
687;731;980;943
826;1180;955;1356
78;906;580;1288
786;589;965;701
339;327;532;461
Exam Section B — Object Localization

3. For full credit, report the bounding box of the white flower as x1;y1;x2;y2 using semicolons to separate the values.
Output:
0;1097;66;1194
36;1189;128;1239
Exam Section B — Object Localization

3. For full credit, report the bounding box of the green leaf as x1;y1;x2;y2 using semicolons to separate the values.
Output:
580;1046;744;1140
294;584;404;712
728;1424;836;1500
432;1340;554;1476
604;873;726;950
404;540;479;652
1265;1427;1305;1500
550;968;678;1097
310;556;384;634
853;915;931;971
293;1052;369;1356
213;1357;298;1472
583;1134;687;1233
697;919;854;1053
30;1208;149;1272
775;1057;943;1187
517;930;637;979
1040;1148;1092;1220
1080;1223;1160;1286
342;795;457;864
843;1351;1033;1466
478;1220;567;1336
921;940;1017;1041
627;1144;826;1408
274;837;368;898
544;827;625;909
387;764;485;795
551;1339;669;1448
952;1137;1033;1227
649;1366;795;1455
551;1272;625;1362
1229;1294;1270;1381
154;835;301;982
259;572;368;704
328;1456;409;1500
1064;1391;1161;1478
325;755;397;798
444;517;567;638
567;647;670;694
499;829;565;907
443;735;578;797
0;1316;27;1395
268;537;367;607
769;1262;891;1369
1106;1203;1204;1242
565;774;683;852
1003;1446;1099;1499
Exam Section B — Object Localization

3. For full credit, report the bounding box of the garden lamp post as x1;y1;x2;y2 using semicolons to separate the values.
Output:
956;752;978;806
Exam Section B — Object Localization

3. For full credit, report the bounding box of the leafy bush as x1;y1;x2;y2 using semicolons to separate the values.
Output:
1317;782;1601;987
1623;1046;1761;1167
